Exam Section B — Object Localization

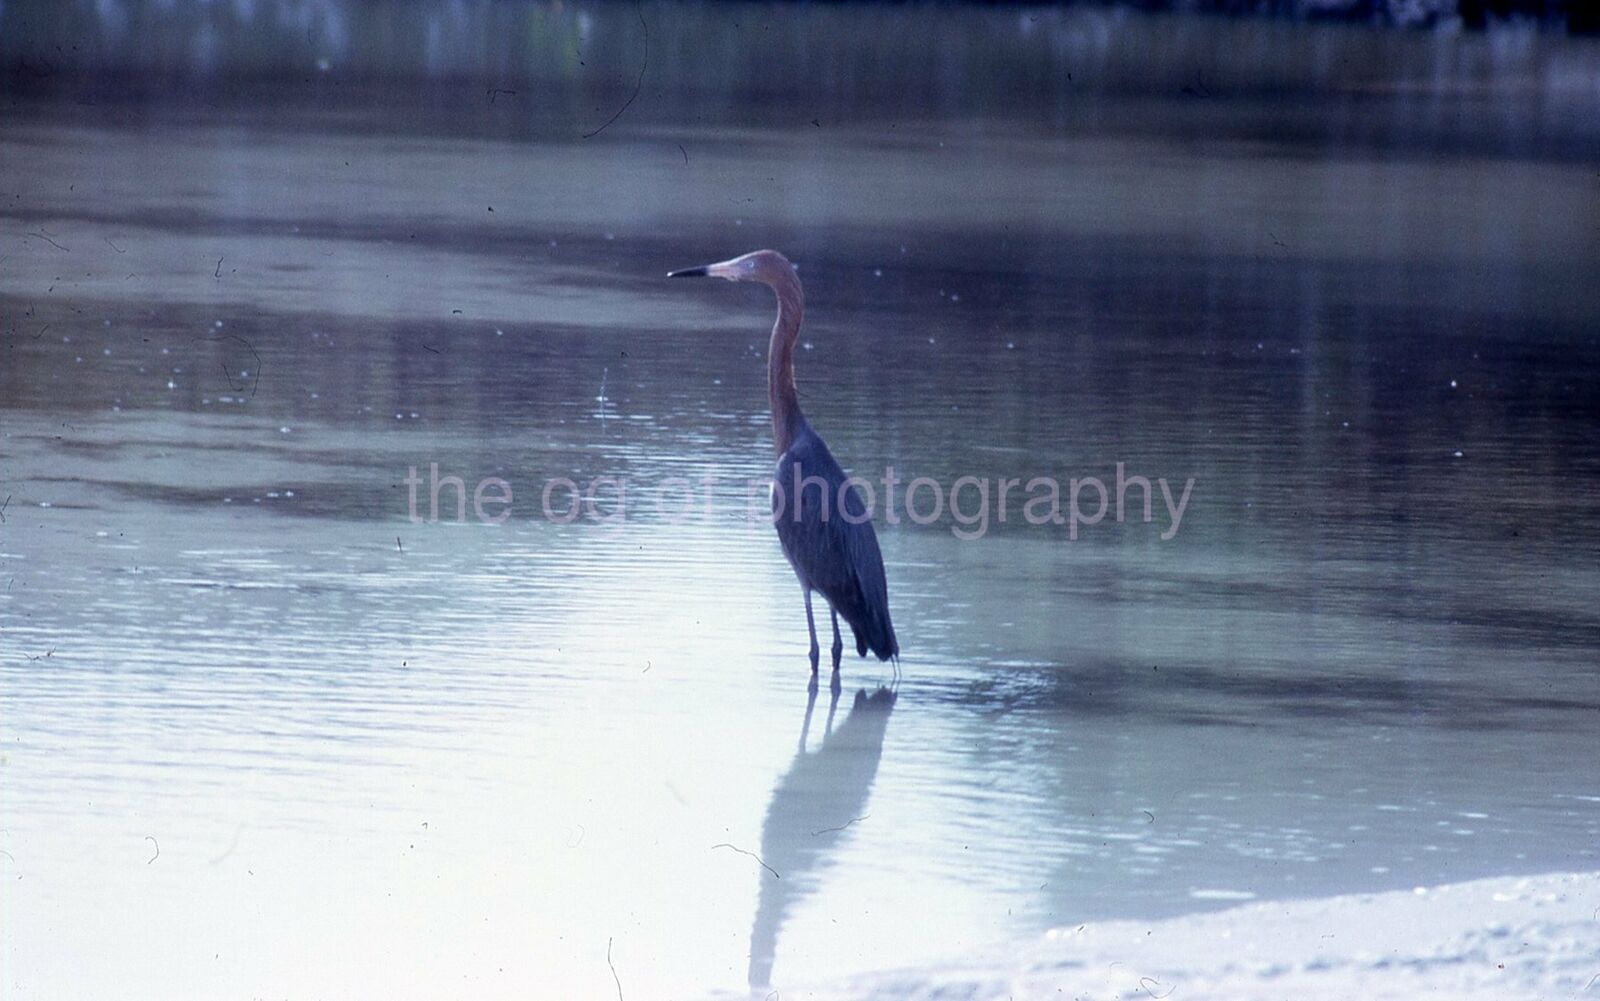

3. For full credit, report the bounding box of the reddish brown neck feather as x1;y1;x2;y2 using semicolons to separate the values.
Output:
765;270;806;455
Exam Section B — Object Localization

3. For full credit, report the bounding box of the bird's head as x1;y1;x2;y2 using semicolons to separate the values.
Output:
668;249;797;288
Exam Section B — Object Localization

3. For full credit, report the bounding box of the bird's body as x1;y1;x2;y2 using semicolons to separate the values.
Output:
670;249;898;682
774;421;898;663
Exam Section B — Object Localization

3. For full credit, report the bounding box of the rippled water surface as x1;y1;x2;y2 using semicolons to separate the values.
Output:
4;7;1600;998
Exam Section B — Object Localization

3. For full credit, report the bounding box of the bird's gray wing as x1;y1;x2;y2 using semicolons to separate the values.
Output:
774;434;897;659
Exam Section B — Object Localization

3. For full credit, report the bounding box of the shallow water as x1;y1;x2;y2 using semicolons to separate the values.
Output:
4;7;1600;999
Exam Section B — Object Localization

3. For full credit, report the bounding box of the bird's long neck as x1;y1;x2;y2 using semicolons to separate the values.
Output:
766;273;806;455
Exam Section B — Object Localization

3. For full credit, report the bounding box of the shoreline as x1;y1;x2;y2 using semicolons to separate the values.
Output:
735;870;1600;1000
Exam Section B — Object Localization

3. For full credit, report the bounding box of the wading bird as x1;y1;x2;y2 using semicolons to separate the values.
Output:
669;250;898;685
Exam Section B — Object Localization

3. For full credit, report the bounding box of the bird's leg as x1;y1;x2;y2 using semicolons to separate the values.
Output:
804;589;820;675
829;608;843;670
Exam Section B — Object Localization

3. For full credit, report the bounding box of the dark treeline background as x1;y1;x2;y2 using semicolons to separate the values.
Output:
0;0;1595;94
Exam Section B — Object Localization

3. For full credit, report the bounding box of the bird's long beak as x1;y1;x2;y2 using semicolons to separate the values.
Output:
667;257;740;280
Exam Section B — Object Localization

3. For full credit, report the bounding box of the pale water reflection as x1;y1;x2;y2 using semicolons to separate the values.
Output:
4;5;1600;999
749;685;897;990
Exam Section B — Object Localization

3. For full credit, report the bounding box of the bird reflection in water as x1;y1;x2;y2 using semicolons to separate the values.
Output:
747;683;898;990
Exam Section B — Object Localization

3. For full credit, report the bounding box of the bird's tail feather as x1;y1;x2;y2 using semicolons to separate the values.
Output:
853;611;898;662
835;584;898;661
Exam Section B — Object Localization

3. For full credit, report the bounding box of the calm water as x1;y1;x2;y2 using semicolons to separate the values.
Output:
4;7;1600;999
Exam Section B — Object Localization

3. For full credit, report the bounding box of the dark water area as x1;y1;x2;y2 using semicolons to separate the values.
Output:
3;3;1599;998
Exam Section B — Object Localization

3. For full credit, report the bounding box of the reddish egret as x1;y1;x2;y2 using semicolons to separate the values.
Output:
669;250;899;684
